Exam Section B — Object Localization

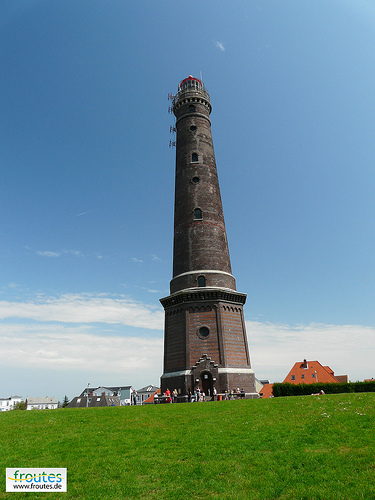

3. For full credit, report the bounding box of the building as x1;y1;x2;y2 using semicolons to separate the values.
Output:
160;76;256;398
79;386;135;406
25;397;58;410
143;388;161;404
136;385;159;404
67;395;120;408
284;359;346;385
0;396;22;411
259;359;348;398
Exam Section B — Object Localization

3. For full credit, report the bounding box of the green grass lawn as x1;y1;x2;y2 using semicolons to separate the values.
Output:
1;393;374;499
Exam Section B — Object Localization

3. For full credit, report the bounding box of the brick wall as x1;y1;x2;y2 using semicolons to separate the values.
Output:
163;308;185;372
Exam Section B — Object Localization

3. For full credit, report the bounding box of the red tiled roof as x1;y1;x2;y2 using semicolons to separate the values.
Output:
259;383;274;399
283;360;340;385
143;388;161;404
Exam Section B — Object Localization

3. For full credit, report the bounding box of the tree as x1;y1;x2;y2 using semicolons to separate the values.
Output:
62;395;70;408
13;401;26;410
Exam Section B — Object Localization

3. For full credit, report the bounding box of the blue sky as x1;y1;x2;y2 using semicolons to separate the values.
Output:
1;1;375;401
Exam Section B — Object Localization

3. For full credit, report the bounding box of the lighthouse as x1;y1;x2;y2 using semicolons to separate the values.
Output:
160;76;256;398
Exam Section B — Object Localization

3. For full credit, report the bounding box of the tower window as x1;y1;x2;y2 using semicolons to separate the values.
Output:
194;208;202;220
192;176;200;184
192;153;198;162
198;326;210;339
190;125;197;131
189;105;195;112
197;276;206;287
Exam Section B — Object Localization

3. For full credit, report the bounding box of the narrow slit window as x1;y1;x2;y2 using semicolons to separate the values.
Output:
194;208;202;220
189;105;195;112
192;153;198;162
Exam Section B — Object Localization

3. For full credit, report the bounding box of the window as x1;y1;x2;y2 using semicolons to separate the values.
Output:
190;125;197;131
197;276;206;287
192;153;198;162
194;208;202;220
291;375;295;381
192;176;200;184
312;373;316;379
77;398;81;403
189;105;195;112
97;397;101;402
301;374;305;379
199;326;210;338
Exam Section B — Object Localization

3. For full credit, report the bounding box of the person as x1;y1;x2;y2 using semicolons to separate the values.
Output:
187;389;192;403
173;389;178;403
165;388;172;403
132;391;137;406
213;387;217;401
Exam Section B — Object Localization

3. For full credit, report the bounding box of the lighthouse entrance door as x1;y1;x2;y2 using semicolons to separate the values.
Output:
201;371;213;399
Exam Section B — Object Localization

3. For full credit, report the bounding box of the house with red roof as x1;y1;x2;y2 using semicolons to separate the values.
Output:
259;359;348;398
284;359;344;385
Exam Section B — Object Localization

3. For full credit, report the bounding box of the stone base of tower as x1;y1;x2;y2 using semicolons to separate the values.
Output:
160;360;257;400
160;287;257;398
217;367;256;395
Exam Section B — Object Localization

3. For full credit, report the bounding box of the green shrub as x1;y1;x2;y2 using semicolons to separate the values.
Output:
273;380;375;397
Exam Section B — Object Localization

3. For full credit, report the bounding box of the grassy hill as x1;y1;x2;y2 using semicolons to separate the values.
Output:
1;393;374;499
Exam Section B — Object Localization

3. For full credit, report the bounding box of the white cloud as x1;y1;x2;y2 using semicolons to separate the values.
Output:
0;323;163;373
62;249;83;257
0;293;164;330
215;41;225;51
37;251;61;257
36;249;84;258
132;257;143;263
247;321;375;383
75;209;96;217
0;292;164;398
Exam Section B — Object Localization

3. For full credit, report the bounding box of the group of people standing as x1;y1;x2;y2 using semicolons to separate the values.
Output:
187;387;217;402
164;388;178;403
161;386;246;403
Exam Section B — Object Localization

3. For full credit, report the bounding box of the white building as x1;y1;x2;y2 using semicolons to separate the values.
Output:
25;397;58;410
0;396;23;411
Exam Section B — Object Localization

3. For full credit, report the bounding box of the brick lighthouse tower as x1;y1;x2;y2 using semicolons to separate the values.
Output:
160;76;256;398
